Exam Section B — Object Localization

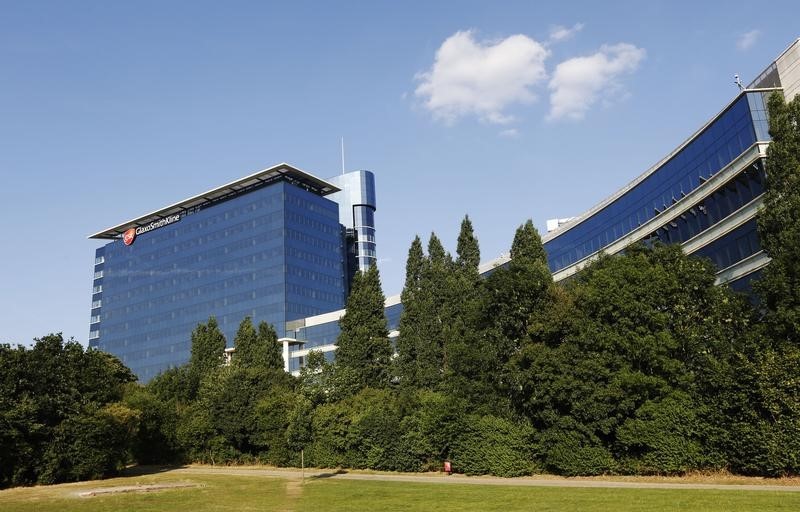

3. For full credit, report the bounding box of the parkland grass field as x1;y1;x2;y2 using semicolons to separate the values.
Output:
2;467;800;512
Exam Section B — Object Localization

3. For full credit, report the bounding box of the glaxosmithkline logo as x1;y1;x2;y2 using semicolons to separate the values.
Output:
123;228;136;246
122;214;181;246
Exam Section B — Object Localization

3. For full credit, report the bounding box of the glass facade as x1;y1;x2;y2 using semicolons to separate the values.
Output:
93;180;346;381
543;91;771;273
328;171;377;274
287;89;777;374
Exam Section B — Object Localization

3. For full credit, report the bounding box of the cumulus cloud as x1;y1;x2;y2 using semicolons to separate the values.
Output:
737;29;760;51
414;30;549;124
547;43;645;121
549;23;585;43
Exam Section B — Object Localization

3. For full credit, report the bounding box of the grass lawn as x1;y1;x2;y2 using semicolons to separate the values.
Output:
2;470;800;511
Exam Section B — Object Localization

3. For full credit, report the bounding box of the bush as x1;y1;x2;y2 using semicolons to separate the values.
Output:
541;428;616;476
450;415;536;477
616;392;706;474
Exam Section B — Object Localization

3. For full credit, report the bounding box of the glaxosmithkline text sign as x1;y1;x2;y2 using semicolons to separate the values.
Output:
123;214;181;246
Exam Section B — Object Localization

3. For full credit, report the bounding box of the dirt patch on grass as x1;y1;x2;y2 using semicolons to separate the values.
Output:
77;482;202;497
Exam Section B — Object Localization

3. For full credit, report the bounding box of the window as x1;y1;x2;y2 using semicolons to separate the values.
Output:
92;285;103;294
95;256;105;265
90;315;101;324
94;270;104;279
89;330;100;340
92;299;102;309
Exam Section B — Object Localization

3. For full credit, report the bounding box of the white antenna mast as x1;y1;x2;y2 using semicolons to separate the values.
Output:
340;137;345;175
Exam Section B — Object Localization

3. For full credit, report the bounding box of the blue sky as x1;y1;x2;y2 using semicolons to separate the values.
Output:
0;1;797;346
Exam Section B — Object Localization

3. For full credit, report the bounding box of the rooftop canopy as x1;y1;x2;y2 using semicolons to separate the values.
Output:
89;162;340;240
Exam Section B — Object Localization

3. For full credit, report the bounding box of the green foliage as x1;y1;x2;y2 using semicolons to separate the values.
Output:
122;384;181;464
233;317;283;371
450;415;537;477
616;392;707;474
188;317;227;397
308;389;405;470
336;263;391;390
259;321;285;371
39;403;138;484
455;214;480;274
0;334;136;487
756;91;800;344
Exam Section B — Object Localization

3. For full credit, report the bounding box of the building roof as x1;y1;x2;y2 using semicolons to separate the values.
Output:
89;163;340;240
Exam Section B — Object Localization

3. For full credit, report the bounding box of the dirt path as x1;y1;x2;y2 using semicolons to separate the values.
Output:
170;466;800;492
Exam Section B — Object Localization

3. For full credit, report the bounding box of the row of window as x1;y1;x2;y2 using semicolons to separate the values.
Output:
103;264;287;310
544;92;766;272
649;161;764;246
285;210;341;237
285;245;342;271
286;227;342;254
102;292;288;337
286;283;343;305
103;249;288;302
691;218;761;272
285;190;339;221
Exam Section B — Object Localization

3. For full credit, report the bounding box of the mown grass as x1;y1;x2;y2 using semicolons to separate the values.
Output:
2;469;800;511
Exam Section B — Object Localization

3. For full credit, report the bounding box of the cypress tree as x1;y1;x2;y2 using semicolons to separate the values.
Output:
336;263;391;389
488;219;553;348
510;219;548;265
417;233;453;386
258;321;285;371
232;317;258;367
456;215;480;276
756;91;800;344
188;317;227;393
396;236;426;385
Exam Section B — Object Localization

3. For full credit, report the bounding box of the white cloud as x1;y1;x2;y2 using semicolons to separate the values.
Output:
549;23;585;43
498;128;519;138
548;43;645;121
737;29;760;51
414;30;549;124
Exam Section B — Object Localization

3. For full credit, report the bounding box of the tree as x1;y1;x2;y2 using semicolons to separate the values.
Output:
0;334;137;487
233;317;283;370
483;221;552;354
335;263;391;389
756;91;800;345
259;321;285;371
455;215;480;275
188;317;227;395
508;244;752;475
395;236;425;386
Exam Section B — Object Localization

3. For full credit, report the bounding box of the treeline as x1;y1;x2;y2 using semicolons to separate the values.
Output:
1;93;799;487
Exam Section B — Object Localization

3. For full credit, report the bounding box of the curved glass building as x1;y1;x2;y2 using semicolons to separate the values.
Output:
284;37;800;374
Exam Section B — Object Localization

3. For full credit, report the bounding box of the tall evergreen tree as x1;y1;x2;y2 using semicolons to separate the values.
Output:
396;236;426;385
188;317;227;393
232;316;258;367
258;321;285;371
417;233;454;386
444;216;496;409
484;220;553;350
336;263;391;389
456;215;480;276
510;219;548;265
756;91;800;345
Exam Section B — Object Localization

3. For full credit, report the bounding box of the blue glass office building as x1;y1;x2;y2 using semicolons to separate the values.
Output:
283;38;800;373
89;164;376;381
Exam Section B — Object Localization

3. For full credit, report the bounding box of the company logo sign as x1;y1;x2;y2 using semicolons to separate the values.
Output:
122;228;136;246
122;214;181;246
